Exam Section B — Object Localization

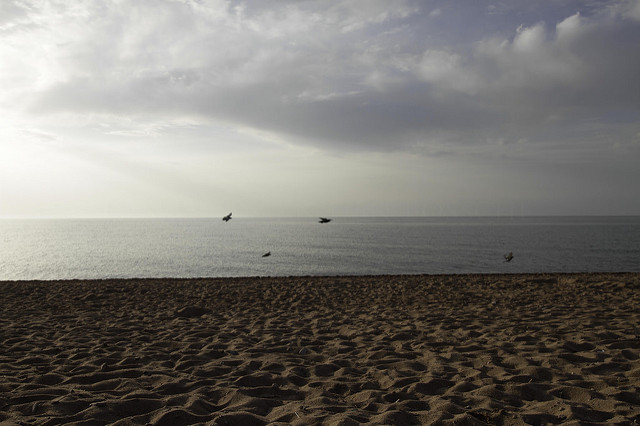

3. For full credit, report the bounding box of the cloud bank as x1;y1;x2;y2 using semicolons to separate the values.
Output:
2;1;636;151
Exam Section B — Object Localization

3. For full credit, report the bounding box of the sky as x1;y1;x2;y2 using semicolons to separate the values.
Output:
1;0;639;218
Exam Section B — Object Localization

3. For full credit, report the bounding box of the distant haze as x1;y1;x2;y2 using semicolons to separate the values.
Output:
1;0;639;218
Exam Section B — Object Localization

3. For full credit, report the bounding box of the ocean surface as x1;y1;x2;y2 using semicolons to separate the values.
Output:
1;216;639;280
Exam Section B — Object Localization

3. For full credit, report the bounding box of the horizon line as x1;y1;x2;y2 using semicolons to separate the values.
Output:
2;214;639;220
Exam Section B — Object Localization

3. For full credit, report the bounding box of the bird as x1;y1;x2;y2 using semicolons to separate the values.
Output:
222;212;232;222
262;251;271;257
504;252;514;262
318;217;332;223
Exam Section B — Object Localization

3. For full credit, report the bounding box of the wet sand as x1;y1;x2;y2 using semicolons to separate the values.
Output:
1;273;639;425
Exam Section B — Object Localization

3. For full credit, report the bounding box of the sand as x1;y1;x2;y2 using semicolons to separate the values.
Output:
1;273;639;425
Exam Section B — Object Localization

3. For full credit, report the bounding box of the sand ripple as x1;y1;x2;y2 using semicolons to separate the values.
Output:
1;273;639;424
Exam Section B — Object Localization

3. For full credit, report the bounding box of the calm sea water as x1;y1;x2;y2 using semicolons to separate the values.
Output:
0;217;638;280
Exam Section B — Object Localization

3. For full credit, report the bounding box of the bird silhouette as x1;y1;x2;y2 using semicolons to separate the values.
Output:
504;252;514;262
262;251;271;257
318;217;332;223
222;213;232;222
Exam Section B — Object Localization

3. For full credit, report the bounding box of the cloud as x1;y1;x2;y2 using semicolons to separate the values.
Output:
0;1;28;26
2;0;639;160
513;22;547;52
479;9;640;114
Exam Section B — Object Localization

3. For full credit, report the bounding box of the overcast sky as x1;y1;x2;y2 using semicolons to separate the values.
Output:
1;0;639;218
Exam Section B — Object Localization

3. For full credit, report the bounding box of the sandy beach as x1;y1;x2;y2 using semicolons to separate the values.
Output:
1;273;639;425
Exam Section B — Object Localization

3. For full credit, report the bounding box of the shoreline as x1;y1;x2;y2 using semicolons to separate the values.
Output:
3;270;639;283
2;273;639;424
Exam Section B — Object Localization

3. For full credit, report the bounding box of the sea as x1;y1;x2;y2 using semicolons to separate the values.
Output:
0;216;638;281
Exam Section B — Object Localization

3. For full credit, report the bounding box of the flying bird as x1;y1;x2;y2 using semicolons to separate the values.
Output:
318;217;332;223
262;251;271;257
504;252;514;262
222;213;232;222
